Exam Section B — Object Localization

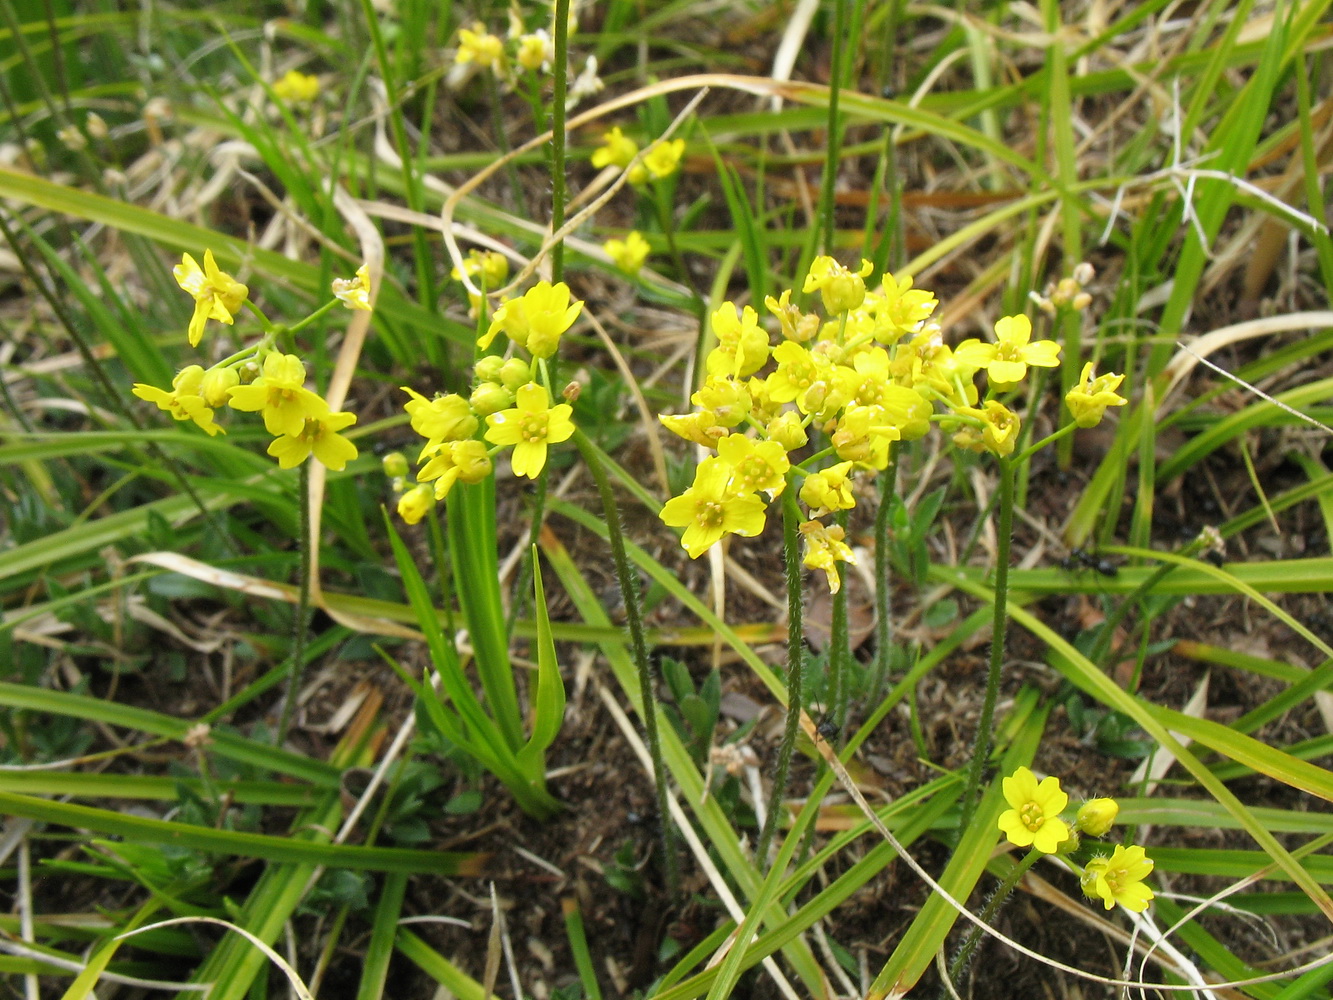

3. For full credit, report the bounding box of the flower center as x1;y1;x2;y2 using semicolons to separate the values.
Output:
697;501;725;530
1019;802;1045;831
518;412;549;443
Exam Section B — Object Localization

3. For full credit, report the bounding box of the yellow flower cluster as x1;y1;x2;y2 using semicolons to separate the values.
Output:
996;766;1154;913
656;257;1127;586
589;127;685;186
393;277;585;524
131;252;360;472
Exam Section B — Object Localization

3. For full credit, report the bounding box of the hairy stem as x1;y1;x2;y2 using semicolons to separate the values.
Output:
278;461;313;743
575;431;678;894
947;848;1041;991
755;486;806;869
959;454;1013;828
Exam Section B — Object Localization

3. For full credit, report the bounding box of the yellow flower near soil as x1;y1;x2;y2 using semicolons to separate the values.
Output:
456;24;505;69
267;410;358;471
799;519;855;593
484;382;575;479
660;457;766;558
516;32;552;72
480;281;583;358
800;461;856;514
996;765;1071;854
706;302;770;379
870;272;937;343
1066;362;1128;428
604;231;650;275
272;70;320;103
397;484;435;525
715;433;789;499
629;138;684;185
402;388;478;457
951;400;1020;458
226;353;327;438
173;249;248;348
132;365;224;436
418;439;493;499
803;255;873;315
955;314;1060;387
332;264;373;311
591;126;638;169
1081;844;1155;912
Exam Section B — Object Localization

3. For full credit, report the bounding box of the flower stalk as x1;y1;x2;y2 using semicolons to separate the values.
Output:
959;453;1014;827
277;460;313;743
574;430;679;894
754;485;806;869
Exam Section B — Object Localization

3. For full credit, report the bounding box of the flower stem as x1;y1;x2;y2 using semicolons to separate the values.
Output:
549;0;570;284
755;485;806;870
278;461;312;743
574;430;679;895
284;296;344;337
959;454;1013;829
1011;418;1075;467
869;446;897;705
947;848;1041;989
827;507;849;734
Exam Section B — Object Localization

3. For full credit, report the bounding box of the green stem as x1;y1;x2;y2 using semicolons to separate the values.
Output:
869;447;897;705
285;296;344;337
755;485;806;870
574;430;678;895
959;454;1014;829
819;0;849;255
947;848;1042;989
278;461;313;743
550;0;570;284
827;506;849;734
1010;419;1075;466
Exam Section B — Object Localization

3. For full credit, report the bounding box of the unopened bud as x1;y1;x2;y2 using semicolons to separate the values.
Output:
498;358;532;392
382;451;409;479
561;381;581;403
469;381;514;415
199;366;239;407
1076;798;1119;837
85;113;108;140
474;355;505;383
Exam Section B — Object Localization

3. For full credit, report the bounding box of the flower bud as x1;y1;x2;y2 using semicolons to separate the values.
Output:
199;366;239;407
1076;798;1119;837
498;358;533;392
767;411;808;452
469;381;514;416
452;439;493;483
396;484;434;525
474;355;506;383
561;380;581;403
85;113;108;140
382;451;409;479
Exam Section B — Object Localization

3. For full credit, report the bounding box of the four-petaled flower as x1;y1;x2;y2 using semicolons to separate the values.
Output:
484;382;575;479
481;281;583;358
267;410;359;470
1066;362;1128;428
456;23;504;68
1081;844;1155;912
332;264;373;311
132;365;224;436
227;352;327;437
800;519;856;593
804;256;873;315
660;457;766;558
605;231;650;275
591;126;638;169
997;766;1070;854
174;250;248;348
629;139;684;185
715;434;789;499
955;314;1061;387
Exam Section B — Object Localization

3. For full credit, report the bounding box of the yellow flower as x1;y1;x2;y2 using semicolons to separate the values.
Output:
272;69;320;103
226;353;327;437
690;376;751;428
803;256;873;315
706;302;770;378
764;289;820;343
1076;797;1120;837
131;365;224;436
715;434;789;499
332;264;373;311
456;24;505;69
173;250;248;348
516;31;551;71
418;439;493;499
483;382;575;478
659;457;766;558
800;461;856;514
996;766;1070;854
766;410;808;451
1066;362;1128;428
870;272;937;343
800;520;856;593
450;249;510;289
397;484;435;525
659;410;726;447
950;400;1020;458
1081;844;1154;912
199;366;239;408
629;138;684;185
267;410;358;470
955;314;1061;387
766;341;832;412
604;231;650;275
480;281;583;358
402;388;478;456
591;126;638;169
